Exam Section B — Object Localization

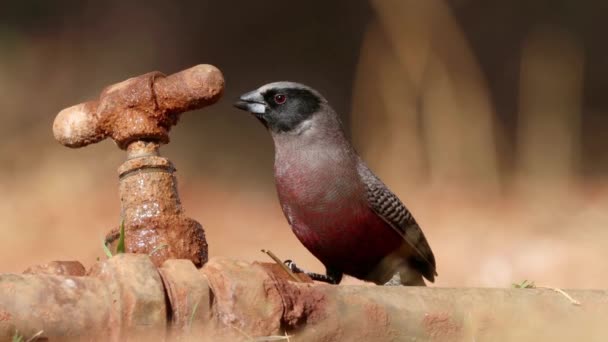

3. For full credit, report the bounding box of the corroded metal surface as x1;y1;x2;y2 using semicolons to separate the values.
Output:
200;258;285;337
255;261;314;283
106;141;208;267
53;64;224;149
200;258;608;341
0;271;111;341
0;254;166;341
88;254;167;341
2;256;608;341
22;260;86;276
53;65;223;267
158;259;211;339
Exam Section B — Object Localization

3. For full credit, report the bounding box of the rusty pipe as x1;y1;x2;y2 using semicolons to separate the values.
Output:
203;258;608;341
2;256;608;341
0;254;167;341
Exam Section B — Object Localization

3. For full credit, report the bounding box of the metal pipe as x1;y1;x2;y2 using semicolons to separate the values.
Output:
2;256;607;341
0;254;166;341
203;258;608;341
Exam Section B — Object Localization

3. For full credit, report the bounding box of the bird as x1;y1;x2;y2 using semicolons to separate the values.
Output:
234;82;437;286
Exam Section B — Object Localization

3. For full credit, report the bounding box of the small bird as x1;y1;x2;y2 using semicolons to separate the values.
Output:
234;82;437;286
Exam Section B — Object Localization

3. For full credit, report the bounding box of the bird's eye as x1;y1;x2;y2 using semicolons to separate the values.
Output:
274;94;287;104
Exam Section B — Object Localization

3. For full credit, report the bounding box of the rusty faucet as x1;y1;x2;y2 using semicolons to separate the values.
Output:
52;64;225;267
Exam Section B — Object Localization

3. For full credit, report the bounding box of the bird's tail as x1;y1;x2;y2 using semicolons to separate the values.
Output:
398;268;427;286
368;252;428;286
383;268;427;286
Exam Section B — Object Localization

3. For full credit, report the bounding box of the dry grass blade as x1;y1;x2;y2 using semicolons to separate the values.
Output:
254;336;291;341
227;322;254;341
538;286;581;306
512;280;581;305
25;330;44;342
261;249;304;282
149;244;169;256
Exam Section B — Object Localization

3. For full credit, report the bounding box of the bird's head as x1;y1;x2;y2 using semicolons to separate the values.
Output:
234;82;329;134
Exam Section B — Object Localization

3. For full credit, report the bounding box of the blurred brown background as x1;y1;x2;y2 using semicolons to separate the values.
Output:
0;0;606;287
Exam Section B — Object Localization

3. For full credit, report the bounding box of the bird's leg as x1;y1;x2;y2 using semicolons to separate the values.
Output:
284;260;330;282
284;260;343;284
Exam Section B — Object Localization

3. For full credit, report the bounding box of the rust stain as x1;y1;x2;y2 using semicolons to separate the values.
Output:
273;280;329;328
107;142;209;267
363;301;390;328
423;312;462;340
0;309;11;322
23;261;86;276
201;258;284;336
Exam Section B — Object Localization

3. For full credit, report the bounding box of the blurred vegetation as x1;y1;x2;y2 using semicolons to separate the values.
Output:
353;0;607;197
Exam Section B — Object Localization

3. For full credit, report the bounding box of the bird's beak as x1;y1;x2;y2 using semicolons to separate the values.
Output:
234;90;266;115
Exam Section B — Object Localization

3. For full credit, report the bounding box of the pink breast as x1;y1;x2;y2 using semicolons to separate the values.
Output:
278;182;403;278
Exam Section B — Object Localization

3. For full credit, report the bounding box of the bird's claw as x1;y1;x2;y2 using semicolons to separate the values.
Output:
284;259;341;284
284;259;303;273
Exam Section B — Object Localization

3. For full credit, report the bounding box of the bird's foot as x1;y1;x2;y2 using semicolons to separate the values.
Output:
284;260;341;284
